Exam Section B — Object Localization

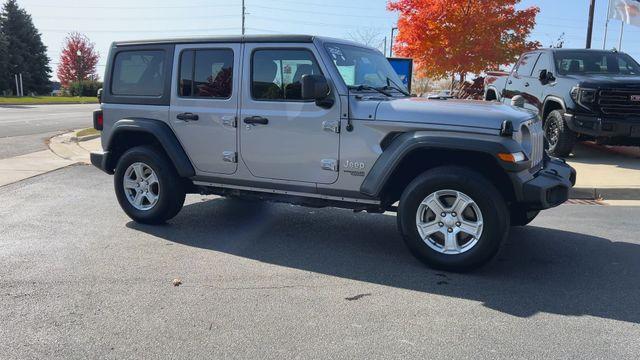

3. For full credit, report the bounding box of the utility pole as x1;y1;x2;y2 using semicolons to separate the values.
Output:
241;0;246;35
77;50;83;97
586;0;595;48
383;36;387;57
390;27;398;57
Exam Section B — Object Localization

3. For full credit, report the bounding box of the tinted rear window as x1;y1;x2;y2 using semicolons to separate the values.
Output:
178;49;233;99
111;50;165;96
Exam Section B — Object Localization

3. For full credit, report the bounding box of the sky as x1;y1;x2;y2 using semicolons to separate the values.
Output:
12;0;640;81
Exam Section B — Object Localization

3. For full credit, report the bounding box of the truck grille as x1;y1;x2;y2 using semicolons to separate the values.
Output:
598;88;640;116
528;120;544;168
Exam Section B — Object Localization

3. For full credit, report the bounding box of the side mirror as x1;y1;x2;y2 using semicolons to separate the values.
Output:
301;74;333;108
301;74;330;100
538;70;554;84
538;69;547;82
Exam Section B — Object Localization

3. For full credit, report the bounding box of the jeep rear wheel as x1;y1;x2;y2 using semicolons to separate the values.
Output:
397;166;509;271
544;110;576;158
114;146;185;224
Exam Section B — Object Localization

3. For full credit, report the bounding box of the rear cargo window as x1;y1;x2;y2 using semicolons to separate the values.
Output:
111;50;165;96
178;49;233;99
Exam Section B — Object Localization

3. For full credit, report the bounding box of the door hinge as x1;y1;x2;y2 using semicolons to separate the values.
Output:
222;115;237;128
322;120;340;133
222;151;237;163
321;159;338;172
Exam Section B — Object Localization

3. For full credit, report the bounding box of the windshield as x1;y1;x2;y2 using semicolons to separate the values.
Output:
324;43;408;93
554;51;640;75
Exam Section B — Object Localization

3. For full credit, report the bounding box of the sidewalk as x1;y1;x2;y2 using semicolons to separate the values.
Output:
567;143;640;200
0;130;100;187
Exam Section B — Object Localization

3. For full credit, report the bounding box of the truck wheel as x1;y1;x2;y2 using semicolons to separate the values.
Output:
510;206;540;226
397;166;510;272
114;146;185;224
544;110;576;157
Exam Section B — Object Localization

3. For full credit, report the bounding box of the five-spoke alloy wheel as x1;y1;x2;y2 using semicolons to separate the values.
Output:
123;162;160;211
114;145;185;224
398;166;510;271
416;190;484;255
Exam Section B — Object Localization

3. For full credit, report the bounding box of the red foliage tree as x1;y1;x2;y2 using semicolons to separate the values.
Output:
56;32;99;87
387;0;540;82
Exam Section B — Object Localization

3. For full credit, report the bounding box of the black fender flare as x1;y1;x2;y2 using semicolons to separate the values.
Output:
541;96;566;120
359;131;525;198
104;118;195;177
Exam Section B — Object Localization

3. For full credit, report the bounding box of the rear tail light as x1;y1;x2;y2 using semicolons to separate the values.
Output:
93;109;103;131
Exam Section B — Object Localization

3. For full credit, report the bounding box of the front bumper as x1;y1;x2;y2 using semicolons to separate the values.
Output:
520;157;576;210
90;151;113;175
564;113;640;138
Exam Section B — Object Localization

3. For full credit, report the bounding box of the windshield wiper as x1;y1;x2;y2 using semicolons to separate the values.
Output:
383;77;411;96
348;84;392;97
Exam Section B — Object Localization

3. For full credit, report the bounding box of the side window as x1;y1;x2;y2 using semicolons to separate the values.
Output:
515;53;540;77
111;50;165;96
178;48;233;99
252;49;322;101
532;53;551;77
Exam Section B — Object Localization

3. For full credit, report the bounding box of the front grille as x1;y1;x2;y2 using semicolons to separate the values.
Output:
598;88;640;116
527;120;544;169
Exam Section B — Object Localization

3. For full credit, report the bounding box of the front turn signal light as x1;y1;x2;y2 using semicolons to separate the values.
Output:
497;152;526;163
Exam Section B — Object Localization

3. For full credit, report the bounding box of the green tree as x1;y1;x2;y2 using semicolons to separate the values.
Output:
0;0;51;95
0;30;8;93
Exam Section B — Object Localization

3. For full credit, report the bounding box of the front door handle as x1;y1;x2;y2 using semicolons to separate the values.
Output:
243;116;269;125
177;112;199;121
508;80;513;85
524;82;530;87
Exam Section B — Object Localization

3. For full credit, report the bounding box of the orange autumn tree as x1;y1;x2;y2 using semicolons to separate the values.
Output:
388;0;540;84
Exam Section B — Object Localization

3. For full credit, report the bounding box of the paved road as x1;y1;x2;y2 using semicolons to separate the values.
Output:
0;104;95;159
1;165;639;359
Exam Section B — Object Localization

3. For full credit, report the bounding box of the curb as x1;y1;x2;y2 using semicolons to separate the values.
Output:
70;133;101;142
570;187;640;201
69;128;101;142
0;102;98;106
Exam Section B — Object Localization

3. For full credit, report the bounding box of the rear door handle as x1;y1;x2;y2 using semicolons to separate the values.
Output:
508;80;513;85
243;116;269;125
524;82;530;87
177;112;199;121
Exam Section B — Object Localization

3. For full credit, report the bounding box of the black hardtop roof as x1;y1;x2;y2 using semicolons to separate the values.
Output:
113;34;317;46
540;48;624;54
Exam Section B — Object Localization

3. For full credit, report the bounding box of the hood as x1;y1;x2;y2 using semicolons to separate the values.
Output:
373;97;536;130
564;74;640;88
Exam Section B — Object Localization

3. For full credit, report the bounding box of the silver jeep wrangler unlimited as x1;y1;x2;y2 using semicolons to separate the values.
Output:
91;35;576;271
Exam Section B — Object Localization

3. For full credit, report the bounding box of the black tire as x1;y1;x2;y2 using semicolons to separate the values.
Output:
114;145;185;224
510;206;540;226
544;110;576;158
397;166;510;272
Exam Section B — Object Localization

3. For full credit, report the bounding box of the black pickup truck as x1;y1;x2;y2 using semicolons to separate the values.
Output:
484;48;640;157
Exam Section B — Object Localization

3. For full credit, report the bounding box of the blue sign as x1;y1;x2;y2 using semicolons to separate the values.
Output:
387;57;413;93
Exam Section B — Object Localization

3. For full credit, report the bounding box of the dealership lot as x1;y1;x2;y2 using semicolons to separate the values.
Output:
1;165;639;359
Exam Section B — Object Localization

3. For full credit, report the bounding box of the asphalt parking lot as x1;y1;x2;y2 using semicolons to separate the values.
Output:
1;165;639;359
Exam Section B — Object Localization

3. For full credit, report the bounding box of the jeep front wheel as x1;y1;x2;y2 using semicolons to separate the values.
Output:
114;146;186;224
397;166;509;271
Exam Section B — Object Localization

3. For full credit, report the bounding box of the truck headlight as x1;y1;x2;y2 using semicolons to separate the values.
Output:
570;86;596;105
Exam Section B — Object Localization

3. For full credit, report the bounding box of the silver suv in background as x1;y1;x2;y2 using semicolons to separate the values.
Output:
91;35;575;271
